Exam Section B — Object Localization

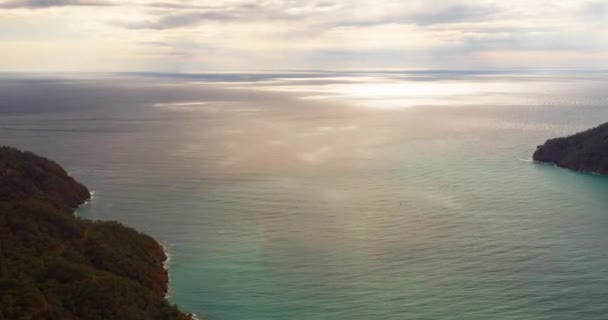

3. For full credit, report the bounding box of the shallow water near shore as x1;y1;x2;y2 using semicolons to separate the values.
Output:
2;70;608;319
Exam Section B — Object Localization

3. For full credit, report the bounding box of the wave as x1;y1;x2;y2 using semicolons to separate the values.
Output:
160;243;173;299
74;190;97;216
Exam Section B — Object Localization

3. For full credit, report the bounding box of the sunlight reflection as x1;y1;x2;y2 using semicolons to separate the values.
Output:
241;77;534;109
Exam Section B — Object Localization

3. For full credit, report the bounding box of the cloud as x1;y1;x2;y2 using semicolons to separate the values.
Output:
582;1;608;19
455;29;608;53
412;3;496;25
0;0;114;9
0;0;606;71
124;10;238;29
121;1;321;30
142;2;256;11
332;2;496;27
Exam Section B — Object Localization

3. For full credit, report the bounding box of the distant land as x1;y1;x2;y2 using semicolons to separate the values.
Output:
0;146;192;320
533;122;608;175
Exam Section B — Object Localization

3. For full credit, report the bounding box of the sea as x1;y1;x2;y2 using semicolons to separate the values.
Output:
1;70;608;320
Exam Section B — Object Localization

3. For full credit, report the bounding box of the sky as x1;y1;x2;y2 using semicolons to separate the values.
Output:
0;0;607;72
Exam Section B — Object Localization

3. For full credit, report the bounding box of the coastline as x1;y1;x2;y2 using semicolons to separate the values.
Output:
533;159;607;177
73;187;199;319
161;243;172;298
73;190;96;215
160;244;201;320
73;188;181;305
0;146;193;319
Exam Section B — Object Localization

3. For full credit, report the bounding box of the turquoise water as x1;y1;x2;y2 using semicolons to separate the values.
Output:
2;71;608;319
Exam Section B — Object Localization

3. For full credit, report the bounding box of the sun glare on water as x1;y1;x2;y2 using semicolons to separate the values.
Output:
277;79;526;109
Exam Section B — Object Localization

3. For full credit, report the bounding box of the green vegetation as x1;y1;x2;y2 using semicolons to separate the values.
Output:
0;146;191;320
0;146;90;211
533;122;608;175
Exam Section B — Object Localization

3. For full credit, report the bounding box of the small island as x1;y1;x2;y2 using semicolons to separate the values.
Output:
0;146;192;320
533;122;608;175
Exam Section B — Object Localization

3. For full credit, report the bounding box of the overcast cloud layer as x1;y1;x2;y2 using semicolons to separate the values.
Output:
0;0;606;71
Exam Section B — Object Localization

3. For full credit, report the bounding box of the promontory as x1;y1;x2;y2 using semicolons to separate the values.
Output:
0;146;192;320
533;122;608;175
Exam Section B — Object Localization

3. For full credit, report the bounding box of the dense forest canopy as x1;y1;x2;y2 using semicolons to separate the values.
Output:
0;146;191;320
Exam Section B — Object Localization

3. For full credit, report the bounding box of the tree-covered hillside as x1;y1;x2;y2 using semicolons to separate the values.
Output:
0;146;192;320
533;122;608;175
